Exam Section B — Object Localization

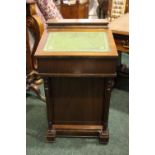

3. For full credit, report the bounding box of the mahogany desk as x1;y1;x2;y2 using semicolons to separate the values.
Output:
35;19;118;144
109;13;129;75
109;13;129;53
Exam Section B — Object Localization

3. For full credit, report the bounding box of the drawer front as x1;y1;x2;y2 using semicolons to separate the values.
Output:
37;57;117;76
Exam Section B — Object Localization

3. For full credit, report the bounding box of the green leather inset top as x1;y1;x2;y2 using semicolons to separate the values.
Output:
43;32;110;52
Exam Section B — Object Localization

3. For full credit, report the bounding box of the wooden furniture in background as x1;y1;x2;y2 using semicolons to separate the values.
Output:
109;0;127;21
109;13;129;76
35;19;118;143
98;0;129;19
60;0;89;18
26;1;45;101
125;0;129;13
98;0;109;18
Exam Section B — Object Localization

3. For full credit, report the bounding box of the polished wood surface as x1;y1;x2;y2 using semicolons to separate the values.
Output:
60;0;89;19
26;4;44;69
109;13;129;76
46;19;109;26
109;13;129;53
109;13;129;35
26;27;33;74
35;20;118;143
26;2;45;101
36;57;117;77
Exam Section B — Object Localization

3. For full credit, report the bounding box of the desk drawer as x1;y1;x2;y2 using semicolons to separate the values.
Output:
37;57;117;77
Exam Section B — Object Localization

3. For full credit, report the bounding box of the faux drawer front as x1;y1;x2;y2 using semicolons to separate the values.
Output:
37;57;117;76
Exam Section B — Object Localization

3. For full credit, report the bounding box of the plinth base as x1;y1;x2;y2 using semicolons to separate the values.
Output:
46;125;109;144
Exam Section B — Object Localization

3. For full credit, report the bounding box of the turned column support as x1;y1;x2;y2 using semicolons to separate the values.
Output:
99;77;114;143
44;77;56;142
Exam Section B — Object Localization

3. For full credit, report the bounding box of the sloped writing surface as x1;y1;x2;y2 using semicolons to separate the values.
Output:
43;32;110;52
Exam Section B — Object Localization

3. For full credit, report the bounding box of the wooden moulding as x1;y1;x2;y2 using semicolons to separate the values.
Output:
37;57;117;77
46;19;109;27
46;125;109;144
46;19;109;29
35;29;117;58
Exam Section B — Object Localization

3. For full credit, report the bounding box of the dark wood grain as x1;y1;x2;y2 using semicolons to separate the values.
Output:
44;77;56;141
98;0;109;18
37;57;117;76
35;20;118;143
60;0;89;19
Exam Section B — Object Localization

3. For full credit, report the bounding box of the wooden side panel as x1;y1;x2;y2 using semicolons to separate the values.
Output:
49;77;104;125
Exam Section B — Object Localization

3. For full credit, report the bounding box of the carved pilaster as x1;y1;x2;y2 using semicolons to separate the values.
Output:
44;78;52;128
102;78;114;130
44;77;56;142
99;78;114;144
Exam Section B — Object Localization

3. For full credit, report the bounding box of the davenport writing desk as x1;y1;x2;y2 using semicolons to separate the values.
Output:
35;19;118;144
